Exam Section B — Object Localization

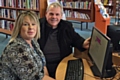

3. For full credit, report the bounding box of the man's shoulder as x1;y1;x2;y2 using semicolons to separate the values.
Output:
60;20;72;26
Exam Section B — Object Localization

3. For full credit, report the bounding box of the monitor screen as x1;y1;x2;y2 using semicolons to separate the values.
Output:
88;27;115;78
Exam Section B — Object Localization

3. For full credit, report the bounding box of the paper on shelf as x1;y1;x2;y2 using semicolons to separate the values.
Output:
99;4;109;18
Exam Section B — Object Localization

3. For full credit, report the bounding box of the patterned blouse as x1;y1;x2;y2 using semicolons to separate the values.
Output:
0;36;46;80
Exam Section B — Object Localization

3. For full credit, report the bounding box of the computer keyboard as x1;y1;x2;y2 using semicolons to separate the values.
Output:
65;59;84;80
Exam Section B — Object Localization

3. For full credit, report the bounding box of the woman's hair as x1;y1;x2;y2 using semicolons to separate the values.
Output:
46;2;63;14
9;11;40;42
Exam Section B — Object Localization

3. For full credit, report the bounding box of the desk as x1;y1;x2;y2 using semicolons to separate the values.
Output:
56;49;120;80
56;54;96;80
113;52;120;66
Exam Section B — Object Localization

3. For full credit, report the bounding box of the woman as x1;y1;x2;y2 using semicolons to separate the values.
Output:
0;11;55;80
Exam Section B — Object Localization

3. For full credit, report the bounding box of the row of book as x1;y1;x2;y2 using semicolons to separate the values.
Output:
0;20;14;31
0;0;39;10
0;0;16;7
18;0;39;10
64;10;90;19
59;1;91;9
0;9;17;20
106;7;113;14
0;9;40;20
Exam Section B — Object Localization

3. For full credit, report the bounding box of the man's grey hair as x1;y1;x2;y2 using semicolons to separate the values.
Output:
46;2;63;14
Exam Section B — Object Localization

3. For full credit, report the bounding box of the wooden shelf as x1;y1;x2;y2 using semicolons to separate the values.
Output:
0;17;15;21
0;6;17;9
66;17;93;22
0;28;12;35
16;8;40;12
104;5;114;7
63;7;91;11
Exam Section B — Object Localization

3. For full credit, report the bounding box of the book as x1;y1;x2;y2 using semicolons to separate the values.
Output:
103;0;108;5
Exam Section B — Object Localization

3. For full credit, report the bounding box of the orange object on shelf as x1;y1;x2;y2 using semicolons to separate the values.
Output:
94;4;110;34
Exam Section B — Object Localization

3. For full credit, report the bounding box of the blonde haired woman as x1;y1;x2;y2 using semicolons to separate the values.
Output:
0;11;55;80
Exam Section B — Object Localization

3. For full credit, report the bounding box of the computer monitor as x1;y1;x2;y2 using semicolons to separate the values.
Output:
107;25;120;52
88;27;116;78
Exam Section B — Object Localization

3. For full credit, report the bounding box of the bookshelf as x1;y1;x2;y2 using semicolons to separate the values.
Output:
59;0;95;22
0;0;47;37
115;0;120;24
101;0;116;16
59;0;95;30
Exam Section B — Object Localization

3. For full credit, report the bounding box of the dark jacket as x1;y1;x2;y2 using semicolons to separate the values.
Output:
38;17;86;61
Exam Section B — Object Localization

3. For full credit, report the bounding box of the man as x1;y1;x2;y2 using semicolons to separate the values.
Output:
38;2;90;78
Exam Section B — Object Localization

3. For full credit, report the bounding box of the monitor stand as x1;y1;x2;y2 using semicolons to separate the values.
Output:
104;43;116;78
90;65;116;78
103;67;116;78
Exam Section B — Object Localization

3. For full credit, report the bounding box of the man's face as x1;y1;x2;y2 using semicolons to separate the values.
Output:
45;6;62;28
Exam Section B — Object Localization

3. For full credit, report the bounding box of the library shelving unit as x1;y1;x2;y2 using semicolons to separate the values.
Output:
0;0;47;38
59;0;95;30
101;0;116;16
115;0;120;24
94;4;110;34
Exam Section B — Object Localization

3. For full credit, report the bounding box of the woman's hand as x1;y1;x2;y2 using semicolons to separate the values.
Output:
42;75;55;80
42;66;56;80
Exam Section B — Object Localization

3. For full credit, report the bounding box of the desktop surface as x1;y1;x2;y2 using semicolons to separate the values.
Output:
56;52;120;80
56;53;96;80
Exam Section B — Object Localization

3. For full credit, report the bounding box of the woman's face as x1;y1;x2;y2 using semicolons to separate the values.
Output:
20;16;37;41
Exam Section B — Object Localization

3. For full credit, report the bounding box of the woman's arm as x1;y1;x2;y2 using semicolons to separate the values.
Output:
42;66;55;80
